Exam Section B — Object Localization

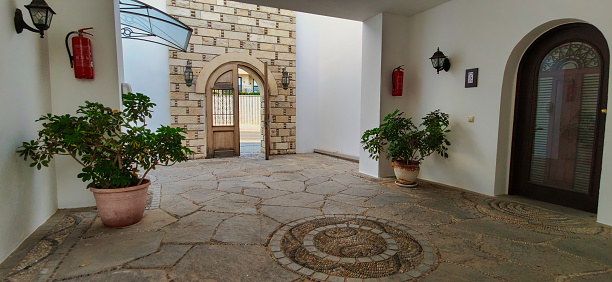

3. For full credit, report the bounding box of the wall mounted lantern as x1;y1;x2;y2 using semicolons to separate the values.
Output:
14;0;56;38
429;47;451;74
184;60;194;87
281;67;290;90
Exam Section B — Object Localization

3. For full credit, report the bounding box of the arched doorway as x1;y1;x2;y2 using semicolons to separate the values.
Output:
510;23;610;212
195;53;278;160
204;62;269;158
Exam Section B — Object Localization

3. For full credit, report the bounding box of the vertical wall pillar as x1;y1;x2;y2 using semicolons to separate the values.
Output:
359;14;383;177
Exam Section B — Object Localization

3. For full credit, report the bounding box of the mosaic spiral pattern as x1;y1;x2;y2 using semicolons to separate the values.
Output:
475;198;602;234
6;213;92;281
268;215;437;281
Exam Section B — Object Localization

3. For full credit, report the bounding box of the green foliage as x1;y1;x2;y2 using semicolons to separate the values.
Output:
361;109;451;163
17;93;194;189
239;92;260;95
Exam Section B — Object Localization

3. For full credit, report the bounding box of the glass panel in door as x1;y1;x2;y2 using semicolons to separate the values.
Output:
529;42;601;194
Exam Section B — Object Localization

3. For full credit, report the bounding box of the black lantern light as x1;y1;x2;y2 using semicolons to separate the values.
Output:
429;47;451;74
14;0;56;38
184;60;194;87
281;67;290;90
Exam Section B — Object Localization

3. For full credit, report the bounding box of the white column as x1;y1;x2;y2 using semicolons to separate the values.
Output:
358;14;383;177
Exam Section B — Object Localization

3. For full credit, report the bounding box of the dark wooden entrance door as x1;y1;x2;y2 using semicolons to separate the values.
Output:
510;23;609;213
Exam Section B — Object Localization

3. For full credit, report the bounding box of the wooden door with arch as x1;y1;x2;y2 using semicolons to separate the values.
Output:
510;23;610;212
205;63;240;157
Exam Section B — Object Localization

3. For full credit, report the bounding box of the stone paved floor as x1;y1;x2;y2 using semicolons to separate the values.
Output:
2;153;612;281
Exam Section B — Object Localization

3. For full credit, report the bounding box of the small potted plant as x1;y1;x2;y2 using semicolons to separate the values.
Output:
361;109;451;187
17;93;193;227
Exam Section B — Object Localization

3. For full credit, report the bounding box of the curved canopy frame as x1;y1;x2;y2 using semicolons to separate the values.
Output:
119;0;192;52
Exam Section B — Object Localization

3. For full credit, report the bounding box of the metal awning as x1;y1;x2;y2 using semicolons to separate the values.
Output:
119;0;192;52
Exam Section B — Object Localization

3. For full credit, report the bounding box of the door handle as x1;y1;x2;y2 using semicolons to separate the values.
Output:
603;109;607;114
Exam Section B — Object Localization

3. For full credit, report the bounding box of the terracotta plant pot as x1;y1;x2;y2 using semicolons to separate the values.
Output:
90;179;150;227
393;161;420;186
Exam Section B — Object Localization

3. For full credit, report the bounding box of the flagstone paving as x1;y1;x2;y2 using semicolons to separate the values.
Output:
1;153;612;281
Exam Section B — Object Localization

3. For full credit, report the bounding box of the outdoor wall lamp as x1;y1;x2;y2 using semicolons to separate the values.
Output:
184;60;194;87
429;47;451;74
14;0;56;38
281;67;290;90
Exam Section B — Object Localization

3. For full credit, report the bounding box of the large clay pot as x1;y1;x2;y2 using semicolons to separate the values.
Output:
90;179;150;227
393;161;420;186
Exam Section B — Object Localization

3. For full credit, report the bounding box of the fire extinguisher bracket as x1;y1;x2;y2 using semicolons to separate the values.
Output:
65;27;94;79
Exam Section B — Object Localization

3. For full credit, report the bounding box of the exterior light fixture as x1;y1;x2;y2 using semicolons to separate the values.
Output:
14;0;56;38
184;60;194;87
281;67;290;90
429;47;451;74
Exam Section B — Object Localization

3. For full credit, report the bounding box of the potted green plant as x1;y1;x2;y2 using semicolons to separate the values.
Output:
17;93;193;227
361;109;451;187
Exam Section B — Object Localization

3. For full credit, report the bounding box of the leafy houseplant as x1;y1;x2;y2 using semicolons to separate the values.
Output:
361;109;451;186
17;93;193;226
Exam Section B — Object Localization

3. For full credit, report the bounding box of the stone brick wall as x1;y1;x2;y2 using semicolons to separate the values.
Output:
166;0;296;159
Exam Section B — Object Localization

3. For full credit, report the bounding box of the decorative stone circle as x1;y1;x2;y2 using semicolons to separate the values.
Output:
268;215;437;281
474;198;602;234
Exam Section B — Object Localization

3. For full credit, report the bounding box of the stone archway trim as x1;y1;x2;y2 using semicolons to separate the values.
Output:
196;53;276;158
196;53;278;98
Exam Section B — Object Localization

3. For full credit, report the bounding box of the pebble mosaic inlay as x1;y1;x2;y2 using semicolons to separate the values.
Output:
467;196;604;234
268;215;437;280
146;184;161;210
4;212;95;281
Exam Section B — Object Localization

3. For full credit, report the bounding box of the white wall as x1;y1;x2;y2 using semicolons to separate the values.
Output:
295;13;318;153
121;0;171;130
376;13;414;177
0;0;58;264
296;13;363;158
358;14;384;177
382;0;612;225
1;0;126;263
47;0;123;208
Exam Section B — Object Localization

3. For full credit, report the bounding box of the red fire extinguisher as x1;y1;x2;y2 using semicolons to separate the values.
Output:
392;65;404;96
65;28;94;79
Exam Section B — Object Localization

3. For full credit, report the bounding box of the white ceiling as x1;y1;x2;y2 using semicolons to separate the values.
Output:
235;0;452;21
